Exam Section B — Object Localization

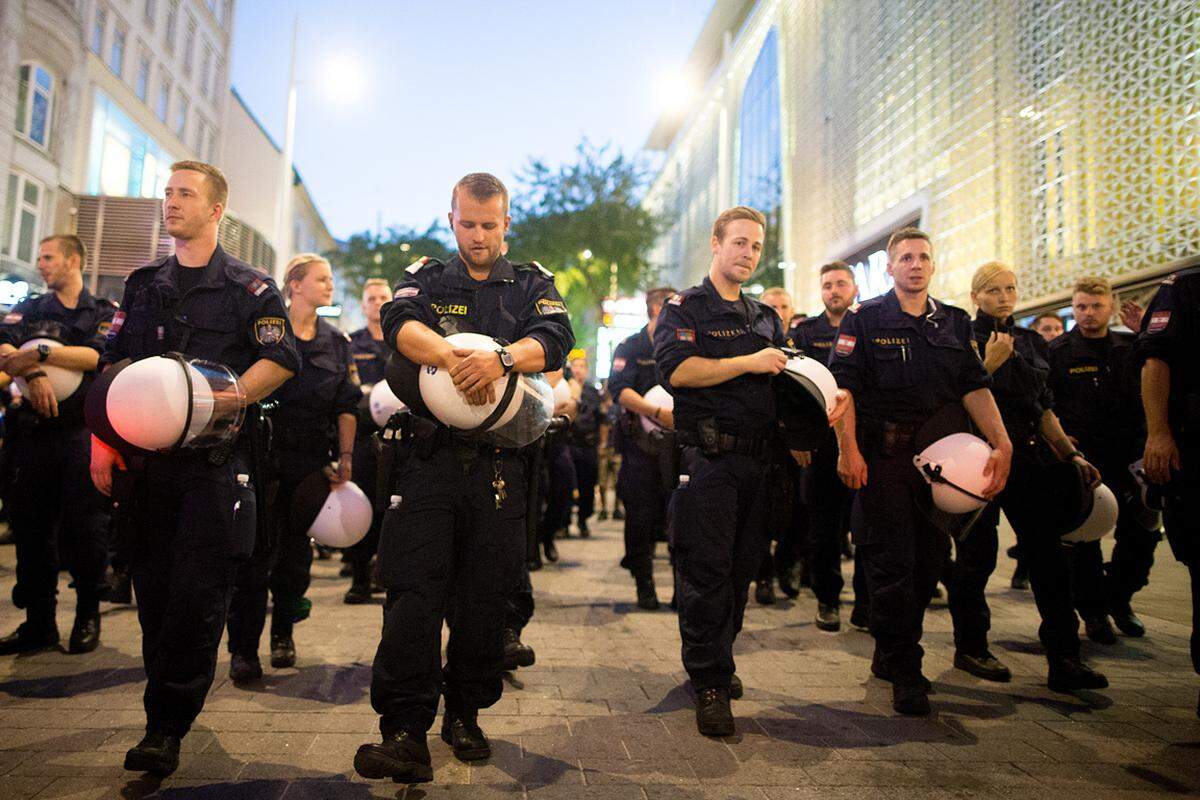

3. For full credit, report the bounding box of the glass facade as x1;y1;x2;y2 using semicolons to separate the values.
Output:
87;91;176;199
736;28;782;280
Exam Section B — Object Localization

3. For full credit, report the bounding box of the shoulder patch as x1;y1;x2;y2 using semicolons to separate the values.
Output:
394;286;419;300
1147;310;1171;333
406;256;431;275
611;356;627;372
108;311;126;339
535;297;568;317
254;316;286;345
835;334;856;357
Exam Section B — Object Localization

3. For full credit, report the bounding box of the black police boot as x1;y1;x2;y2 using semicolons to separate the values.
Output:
613;507;624;520
871;651;932;692
527;557;543;572
953;650;1012;682
849;606;870;631
344;581;373;605
695;687;735;737
1010;563;1030;590
0;621;60;655
578;520;590;538
729;674;743;700
354;731;433;783
124;731;181;774
1110;603;1146;637
502;627;535;670
68;613;101;654
635;575;660;610
754;580;776;605
229;652;263;683
440;711;491;761
598;509;608;521
270;633;296;668
892;682;931;716
99;565;132;605
1083;615;1117;645
777;567;800;599
543;539;559;563
815;603;841;632
339;562;354;578
1047;656;1109;692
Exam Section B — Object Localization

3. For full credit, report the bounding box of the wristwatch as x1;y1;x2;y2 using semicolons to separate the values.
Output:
497;348;515;375
36;343;51;363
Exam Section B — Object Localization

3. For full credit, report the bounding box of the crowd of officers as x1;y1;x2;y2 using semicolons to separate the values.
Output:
0;160;1195;784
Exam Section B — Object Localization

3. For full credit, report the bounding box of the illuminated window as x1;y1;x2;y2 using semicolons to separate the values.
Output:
15;63;53;148
88;91;177;199
110;21;126;77
136;54;151;101
91;5;106;54
2;173;43;265
737;29;782;280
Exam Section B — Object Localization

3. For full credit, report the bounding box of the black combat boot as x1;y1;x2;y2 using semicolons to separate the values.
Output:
354;731;433;783
440;711;491;761
124;732;181;774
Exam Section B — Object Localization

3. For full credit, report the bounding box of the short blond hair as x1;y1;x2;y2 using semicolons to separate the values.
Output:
761;286;792;304
452;172;508;213
1073;276;1112;297
362;278;390;296
283;253;329;299
886;227;932;259
971;261;1016;295
170;160;228;207
711;206;766;242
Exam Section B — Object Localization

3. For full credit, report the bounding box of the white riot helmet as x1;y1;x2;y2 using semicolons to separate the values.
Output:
775;350;839;450
639;384;674;433
85;354;244;454
12;338;84;401
913;432;992;514
415;331;554;448
1062;482;1118;544
368;379;406;427
292;473;373;548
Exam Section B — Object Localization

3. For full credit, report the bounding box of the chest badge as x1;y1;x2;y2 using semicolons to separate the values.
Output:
835;334;856;356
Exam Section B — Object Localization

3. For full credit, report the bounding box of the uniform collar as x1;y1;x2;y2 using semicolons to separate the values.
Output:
446;253;515;286
43;286;97;313
156;244;229;292
879;288;942;326
1067;325;1112;356
701;276;749;315
973;312;1014;334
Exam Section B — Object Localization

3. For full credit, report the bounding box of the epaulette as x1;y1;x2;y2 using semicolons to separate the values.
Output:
1163;265;1200;285
667;287;703;306
515;261;554;280
127;256;171;280
406;256;439;275
226;266;272;297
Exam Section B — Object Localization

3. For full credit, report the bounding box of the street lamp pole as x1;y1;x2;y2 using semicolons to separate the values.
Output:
272;15;299;284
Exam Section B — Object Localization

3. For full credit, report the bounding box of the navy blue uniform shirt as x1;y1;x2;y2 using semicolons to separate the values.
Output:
608;327;659;401
653;277;788;438
271;319;360;434
972;314;1053;435
349;327;389;387
101;245;301;377
1135;266;1200;436
1046;325;1142;455
791;312;839;359
829;289;988;427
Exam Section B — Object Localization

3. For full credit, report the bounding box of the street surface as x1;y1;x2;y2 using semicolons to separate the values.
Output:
1;519;1198;799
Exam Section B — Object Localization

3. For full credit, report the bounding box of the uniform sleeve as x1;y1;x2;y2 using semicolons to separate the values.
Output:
85;302;118;354
827;308;866;396
380;268;437;349
0;299;33;348
953;313;991;396
606;338;638;400
519;276;574;370
334;337;362;416
100;281;136;368
1135;281;1183;366
246;279;301;374
652;298;702;387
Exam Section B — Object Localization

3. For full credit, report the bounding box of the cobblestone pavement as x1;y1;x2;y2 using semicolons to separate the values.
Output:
1;519;1198;799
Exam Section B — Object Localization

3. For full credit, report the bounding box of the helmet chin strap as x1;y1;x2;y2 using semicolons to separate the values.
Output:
470;372;519;435
917;460;989;504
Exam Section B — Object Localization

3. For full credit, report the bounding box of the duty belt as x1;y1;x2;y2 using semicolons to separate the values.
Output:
677;430;769;457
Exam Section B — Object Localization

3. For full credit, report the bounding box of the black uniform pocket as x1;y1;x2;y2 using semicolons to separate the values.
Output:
872;347;911;388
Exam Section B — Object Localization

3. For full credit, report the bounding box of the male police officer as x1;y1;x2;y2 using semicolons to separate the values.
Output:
1032;313;1065;343
1047;277;1155;643
793;261;861;632
831;228;1011;716
655;206;842;736
345;278;393;604
91;161;299;774
355;174;573;783
568;352;602;537
1137;265;1199;713
609;287;676;609
0;234;114;655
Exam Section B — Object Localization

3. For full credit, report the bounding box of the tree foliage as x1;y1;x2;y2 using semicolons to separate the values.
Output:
332;221;452;294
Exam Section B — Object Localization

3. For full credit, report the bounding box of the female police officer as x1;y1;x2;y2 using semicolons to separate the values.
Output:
949;262;1108;692
226;253;359;681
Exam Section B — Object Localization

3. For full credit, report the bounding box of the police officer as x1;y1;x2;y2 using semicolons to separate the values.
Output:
951;262;1107;690
1047;276;1155;643
609;286;676;609
0;234;114;655
355;173;573;783
655;206;839;737
537;371;577;562
344;278;393;603
226;253;359;680
830;228;1011;716
792;262;861;631
90;161;300;774
1137;264;1200;714
568;352;602;537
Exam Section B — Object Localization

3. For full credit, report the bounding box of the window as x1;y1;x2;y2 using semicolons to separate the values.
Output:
198;44;212;99
175;92;188;137
91;5;106;54
164;0;179;52
194;116;206;155
87;91;176;199
15;63;54;148
136;54;151;101
143;0;156;29
736;28;783;280
156;76;170;121
2;173;44;265
109;21;127;78
182;15;196;77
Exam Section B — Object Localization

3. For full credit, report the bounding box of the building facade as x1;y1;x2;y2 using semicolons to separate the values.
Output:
645;0;1200;317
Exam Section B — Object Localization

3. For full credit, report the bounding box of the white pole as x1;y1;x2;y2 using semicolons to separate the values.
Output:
272;15;299;283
